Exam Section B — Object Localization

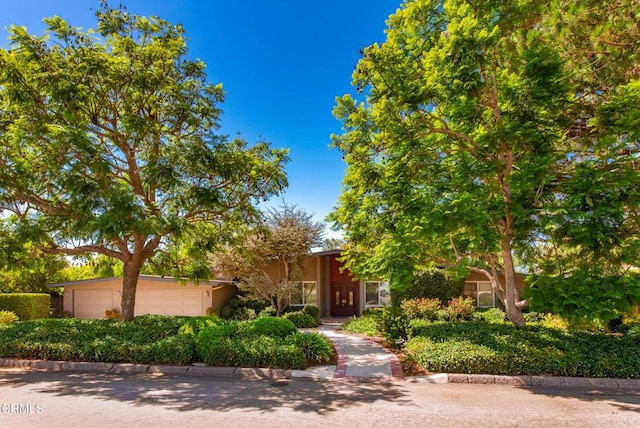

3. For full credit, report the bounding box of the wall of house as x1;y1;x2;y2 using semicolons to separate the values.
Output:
464;271;527;297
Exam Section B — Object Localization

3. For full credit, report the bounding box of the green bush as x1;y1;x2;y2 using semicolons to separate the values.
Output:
381;306;410;345
285;332;333;363
241;316;297;338
178;316;223;336
219;297;268;320
0;317;194;364
284;311;320;328
471;308;507;324
194;323;237;361
401;298;441;321
405;321;640;378
342;315;382;336
442;296;475;321
258;306;277;318
391;269;464;306
0;310;19;324
199;335;305;369
0;293;50;320
302;305;320;320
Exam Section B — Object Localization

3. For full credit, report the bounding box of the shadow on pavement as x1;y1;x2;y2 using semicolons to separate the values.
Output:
0;370;412;414
520;385;640;413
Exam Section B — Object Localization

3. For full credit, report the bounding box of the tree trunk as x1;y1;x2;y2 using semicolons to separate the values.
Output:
501;241;526;327
120;259;143;321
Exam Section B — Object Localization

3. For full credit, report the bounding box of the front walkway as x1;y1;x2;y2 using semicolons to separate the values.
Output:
292;318;403;381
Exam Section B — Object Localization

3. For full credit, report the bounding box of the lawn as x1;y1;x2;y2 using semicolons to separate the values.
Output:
0;315;333;369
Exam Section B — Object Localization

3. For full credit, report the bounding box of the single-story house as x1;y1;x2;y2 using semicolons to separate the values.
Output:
266;249;527;317
50;275;237;319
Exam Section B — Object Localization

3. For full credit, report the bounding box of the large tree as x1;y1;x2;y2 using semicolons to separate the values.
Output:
330;0;574;325
212;204;324;316
0;4;288;320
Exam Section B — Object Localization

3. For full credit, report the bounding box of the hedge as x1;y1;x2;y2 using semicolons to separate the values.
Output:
391;269;464;306
405;321;640;378
0;293;50;320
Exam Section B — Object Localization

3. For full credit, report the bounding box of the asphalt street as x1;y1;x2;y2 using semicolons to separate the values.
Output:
1;368;639;427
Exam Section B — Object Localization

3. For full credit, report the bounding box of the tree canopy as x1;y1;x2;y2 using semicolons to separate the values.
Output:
0;4;288;319
330;0;639;325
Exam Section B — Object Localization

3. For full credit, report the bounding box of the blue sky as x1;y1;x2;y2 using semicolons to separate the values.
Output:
0;0;399;238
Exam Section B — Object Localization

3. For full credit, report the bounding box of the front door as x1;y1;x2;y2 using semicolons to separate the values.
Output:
330;282;359;317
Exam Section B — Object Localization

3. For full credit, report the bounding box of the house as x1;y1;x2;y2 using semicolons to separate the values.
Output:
50;275;237;319
267;249;527;317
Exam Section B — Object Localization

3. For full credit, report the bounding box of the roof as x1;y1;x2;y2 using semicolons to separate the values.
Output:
310;249;343;257
46;275;235;288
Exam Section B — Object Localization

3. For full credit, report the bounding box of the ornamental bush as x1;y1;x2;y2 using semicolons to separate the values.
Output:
442;296;475;321
391;269;464;306
0;293;50;320
285;332;333;363
401;298;442;321
240;316;297;338
0;310;19;324
199;335;305;369
284;311;320;328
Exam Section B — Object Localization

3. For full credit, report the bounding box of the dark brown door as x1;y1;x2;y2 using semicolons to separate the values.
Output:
330;282;359;316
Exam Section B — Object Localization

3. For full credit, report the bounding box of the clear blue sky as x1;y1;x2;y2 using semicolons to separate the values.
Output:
0;0;399;237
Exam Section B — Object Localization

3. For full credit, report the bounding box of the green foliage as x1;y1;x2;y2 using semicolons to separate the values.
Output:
392;270;464;306
341;315;382;337
0;4;288;320
178;316;223;336
401;298;442;321
285;332;334;363
0;293;50;320
302;304;320;320
470;308;507;324
380;306;410;345
284;311;320;328
241;316;297;338
205;307;218;317
0;316;194;364
405;321;640;378
527;272;640;322
194;323;237;362
199;335;305;369
219;297;268;320
442;297;476;322
0;310;19;324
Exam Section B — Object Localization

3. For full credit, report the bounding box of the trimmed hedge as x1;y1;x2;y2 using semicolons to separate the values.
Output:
0;315;194;364
0;293;50;320
199;335;305;369
405;321;640;378
240;316;297;338
284;311;321;328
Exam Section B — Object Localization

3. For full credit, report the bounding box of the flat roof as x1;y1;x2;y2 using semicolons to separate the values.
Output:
47;275;235;288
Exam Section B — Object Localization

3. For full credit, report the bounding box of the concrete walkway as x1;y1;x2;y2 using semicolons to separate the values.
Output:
291;319;404;381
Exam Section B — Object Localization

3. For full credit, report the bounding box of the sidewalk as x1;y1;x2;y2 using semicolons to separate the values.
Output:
291;320;404;381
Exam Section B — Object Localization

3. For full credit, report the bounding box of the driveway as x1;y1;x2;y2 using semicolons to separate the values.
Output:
0;369;638;427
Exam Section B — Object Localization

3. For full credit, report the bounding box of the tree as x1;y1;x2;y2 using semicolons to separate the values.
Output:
0;4;288;320
321;237;345;251
524;0;640;321
212;204;324;316
330;0;574;326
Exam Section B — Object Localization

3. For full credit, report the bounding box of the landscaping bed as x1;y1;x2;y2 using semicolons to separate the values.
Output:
0;315;333;369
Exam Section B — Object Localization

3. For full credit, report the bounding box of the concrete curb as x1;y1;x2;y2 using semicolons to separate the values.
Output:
407;373;640;389
0;358;291;380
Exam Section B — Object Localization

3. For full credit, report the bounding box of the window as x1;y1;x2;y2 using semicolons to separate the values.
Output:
290;281;317;306
464;282;494;307
365;281;391;307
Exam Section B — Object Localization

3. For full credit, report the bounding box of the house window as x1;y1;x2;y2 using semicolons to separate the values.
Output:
464;282;494;307
365;281;391;307
290;281;317;306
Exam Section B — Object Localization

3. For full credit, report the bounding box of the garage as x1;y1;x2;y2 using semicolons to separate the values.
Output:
135;287;203;316
73;289;114;319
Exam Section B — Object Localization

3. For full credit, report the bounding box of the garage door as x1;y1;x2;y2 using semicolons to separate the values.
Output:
74;289;113;319
135;288;203;316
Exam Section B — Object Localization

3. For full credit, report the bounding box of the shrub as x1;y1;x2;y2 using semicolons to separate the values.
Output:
405;321;640;378
194;323;237;362
401;298;441;321
258;306;277;318
178;316;223;336
0;310;19;324
285;332;333;363
105;309;119;319
442;297;475;321
523;311;545;323
471;308;507;324
342;315;382;336
199;335;305;369
302;304;320;320
381;306;410;345
0;293;50;320
219;297;268;320
391;269;464;306
241;316;297;338
284;311;320;328
205;307;218;316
